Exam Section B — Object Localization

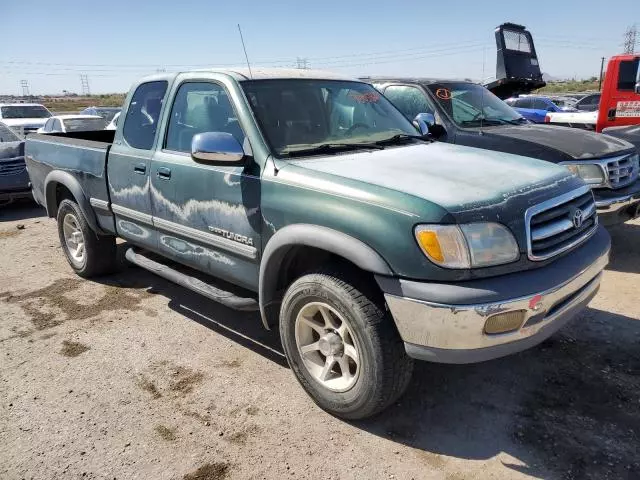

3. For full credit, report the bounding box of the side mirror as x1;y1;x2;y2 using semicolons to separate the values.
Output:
191;132;245;165
413;113;436;136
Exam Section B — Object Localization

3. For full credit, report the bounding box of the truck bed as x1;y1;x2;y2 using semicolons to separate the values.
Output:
25;130;116;234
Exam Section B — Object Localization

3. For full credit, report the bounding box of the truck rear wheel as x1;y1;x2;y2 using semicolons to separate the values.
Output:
57;199;117;278
279;270;414;419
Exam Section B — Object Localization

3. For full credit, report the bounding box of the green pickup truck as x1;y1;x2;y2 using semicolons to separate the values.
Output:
25;69;610;419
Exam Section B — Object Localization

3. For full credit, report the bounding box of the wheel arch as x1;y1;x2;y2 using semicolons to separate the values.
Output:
44;170;102;234
258;224;393;329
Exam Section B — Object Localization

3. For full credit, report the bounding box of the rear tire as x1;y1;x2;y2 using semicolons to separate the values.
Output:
280;269;414;419
57;199;117;278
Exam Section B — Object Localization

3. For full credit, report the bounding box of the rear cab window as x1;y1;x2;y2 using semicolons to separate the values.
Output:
122;81;168;150
617;58;640;91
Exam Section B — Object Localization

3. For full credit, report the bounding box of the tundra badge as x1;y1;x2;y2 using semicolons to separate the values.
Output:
208;226;254;246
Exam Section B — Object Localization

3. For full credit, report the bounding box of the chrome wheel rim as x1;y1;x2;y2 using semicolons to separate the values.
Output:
62;213;85;265
295;302;360;392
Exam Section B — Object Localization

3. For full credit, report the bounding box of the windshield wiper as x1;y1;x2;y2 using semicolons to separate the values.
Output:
282;142;385;158
374;133;432;145
459;118;510;127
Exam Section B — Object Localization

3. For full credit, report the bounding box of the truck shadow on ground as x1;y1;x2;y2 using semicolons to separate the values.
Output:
605;222;640;274
96;249;640;480
355;307;640;480
0;201;46;222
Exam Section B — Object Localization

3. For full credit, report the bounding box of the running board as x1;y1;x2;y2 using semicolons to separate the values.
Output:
125;248;259;311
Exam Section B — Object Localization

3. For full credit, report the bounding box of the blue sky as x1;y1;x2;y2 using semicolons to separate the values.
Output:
1;0;638;95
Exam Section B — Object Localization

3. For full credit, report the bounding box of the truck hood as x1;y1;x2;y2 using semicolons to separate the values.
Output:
482;123;634;160
2;118;48;129
286;142;574;214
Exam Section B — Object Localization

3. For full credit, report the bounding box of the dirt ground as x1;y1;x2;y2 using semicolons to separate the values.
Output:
1;202;639;480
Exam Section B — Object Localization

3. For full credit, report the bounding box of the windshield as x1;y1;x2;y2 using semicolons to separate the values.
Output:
1;105;51;119
426;82;524;127
241;79;418;156
0;122;21;141
63;117;107;132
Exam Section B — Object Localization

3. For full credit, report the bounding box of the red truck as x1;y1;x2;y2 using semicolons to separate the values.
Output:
546;55;640;133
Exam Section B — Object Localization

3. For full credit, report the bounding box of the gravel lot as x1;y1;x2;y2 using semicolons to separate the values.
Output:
1;202;639;480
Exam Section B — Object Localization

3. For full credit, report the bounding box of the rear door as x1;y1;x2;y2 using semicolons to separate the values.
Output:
108;80;169;251
150;75;260;290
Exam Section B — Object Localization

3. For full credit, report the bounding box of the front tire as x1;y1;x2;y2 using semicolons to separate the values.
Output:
280;270;414;419
57;199;117;278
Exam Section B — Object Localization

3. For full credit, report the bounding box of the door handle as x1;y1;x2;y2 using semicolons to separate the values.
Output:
133;163;146;175
157;167;172;180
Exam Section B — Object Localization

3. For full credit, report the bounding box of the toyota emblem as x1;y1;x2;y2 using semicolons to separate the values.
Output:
572;209;584;228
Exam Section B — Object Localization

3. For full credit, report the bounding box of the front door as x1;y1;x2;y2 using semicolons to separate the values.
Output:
108;80;168;252
150;78;261;290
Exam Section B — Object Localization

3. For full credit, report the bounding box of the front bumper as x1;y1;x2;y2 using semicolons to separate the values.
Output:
0;188;32;205
378;226;610;364
594;181;640;225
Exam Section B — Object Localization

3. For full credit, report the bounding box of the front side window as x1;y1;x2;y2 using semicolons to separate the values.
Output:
426;82;524;127
0;105;51;119
383;85;434;120
533;98;550;110
165;82;245;153
618;59;640;91
517;98;532;108
63;117;108;132
122;81;168;150
241;79;418;156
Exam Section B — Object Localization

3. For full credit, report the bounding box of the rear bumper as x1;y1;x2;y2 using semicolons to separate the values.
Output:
378;226;610;364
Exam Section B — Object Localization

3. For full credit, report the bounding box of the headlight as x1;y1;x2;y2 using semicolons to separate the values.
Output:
563;163;605;186
415;223;519;269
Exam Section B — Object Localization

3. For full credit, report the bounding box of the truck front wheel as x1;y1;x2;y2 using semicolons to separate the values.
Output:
57;199;117;278
279;270;414;419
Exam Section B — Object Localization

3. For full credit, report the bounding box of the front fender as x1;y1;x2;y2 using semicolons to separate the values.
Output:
258;223;393;329
44;170;103;234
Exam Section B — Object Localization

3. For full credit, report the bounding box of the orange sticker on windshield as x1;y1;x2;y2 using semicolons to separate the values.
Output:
435;88;451;100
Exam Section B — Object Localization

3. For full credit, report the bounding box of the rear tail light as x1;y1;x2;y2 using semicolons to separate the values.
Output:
544;114;551;123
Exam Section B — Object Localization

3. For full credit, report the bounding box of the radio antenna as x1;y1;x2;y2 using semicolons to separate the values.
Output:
237;24;253;79
480;46;486;135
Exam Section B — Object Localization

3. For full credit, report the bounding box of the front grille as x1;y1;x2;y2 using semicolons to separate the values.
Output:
526;186;598;261
607;154;639;189
0;157;26;176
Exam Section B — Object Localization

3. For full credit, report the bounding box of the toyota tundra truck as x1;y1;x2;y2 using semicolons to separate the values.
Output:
25;69;610;419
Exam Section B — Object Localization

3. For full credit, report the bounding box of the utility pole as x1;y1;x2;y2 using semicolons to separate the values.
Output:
623;24;637;54
296;57;309;69
598;57;605;91
19;80;30;96
80;74;91;95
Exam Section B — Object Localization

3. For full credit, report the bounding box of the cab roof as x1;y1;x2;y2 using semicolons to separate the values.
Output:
137;68;356;84
360;77;475;86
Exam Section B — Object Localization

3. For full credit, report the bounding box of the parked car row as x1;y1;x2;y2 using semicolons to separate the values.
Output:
19;68;620;419
546;55;639;131
367;77;640;225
